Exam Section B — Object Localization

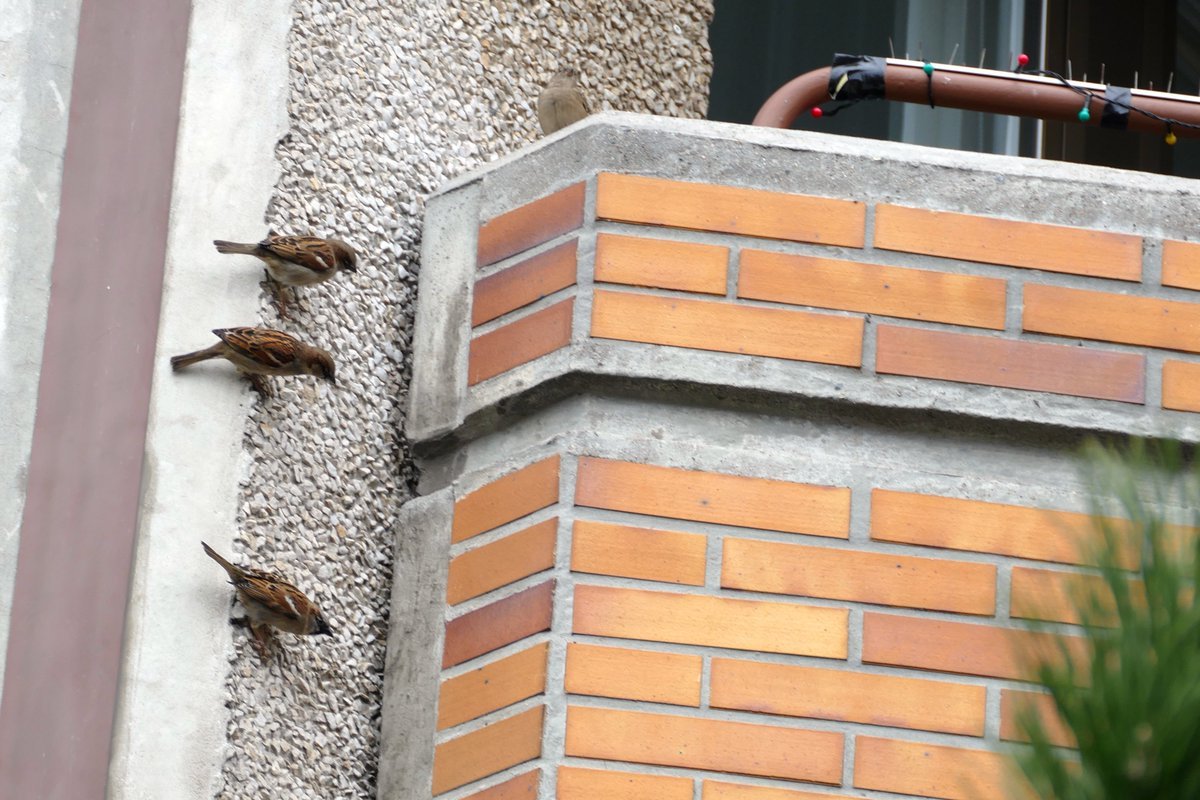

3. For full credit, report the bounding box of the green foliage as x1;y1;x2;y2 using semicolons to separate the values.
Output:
1015;439;1200;799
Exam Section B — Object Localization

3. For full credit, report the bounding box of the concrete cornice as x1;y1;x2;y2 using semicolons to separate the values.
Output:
410;123;1200;461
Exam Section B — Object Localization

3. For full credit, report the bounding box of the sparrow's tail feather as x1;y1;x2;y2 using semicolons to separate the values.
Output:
201;541;242;579
213;240;259;255
170;343;225;371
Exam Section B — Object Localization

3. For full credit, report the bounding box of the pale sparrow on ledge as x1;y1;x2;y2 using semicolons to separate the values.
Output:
202;541;333;661
213;234;358;318
537;69;590;135
170;326;336;396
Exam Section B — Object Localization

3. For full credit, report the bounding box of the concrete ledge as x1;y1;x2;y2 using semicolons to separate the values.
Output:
378;490;452;800
408;186;481;440
409;115;1200;448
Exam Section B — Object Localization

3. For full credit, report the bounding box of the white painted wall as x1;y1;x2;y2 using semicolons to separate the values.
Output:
105;0;292;796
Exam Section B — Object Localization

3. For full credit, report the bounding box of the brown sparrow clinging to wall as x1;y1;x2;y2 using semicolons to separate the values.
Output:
213;234;358;318
537;69;590;135
202;541;333;660
170;326;336;396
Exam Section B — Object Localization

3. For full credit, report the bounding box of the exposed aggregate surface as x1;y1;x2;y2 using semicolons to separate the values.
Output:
217;2;712;797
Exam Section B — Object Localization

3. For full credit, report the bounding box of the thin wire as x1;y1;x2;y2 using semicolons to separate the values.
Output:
816;56;1198;136
1017;65;1200;132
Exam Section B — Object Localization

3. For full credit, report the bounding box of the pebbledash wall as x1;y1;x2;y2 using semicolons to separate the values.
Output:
380;113;1200;800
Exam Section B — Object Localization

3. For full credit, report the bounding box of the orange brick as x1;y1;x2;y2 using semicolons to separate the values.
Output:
442;581;554;668
721;537;996;615
1163;359;1200;412
462;770;540;800
571;519;706;585
1024;284;1200;353
1009;565;1120;626
854;736;1032;800
595;233;728;295
576;457;850;539
469;298;574;385
573;584;847;659
1162;239;1200;291
703;780;865;800
739;249;1005;329
452;456;560;544
862;612;1087;681
1000;689;1076;748
473;239;577;326
478;182;585;266
557;766;693;800
565;642;702;706
874;204;1141;281
565;706;843;784
596;173;865;247
870;489;1138;569
875;324;1145;403
711;658;985;736
448;518;558;605
432;706;544;795
591;289;863;367
438;643;548;730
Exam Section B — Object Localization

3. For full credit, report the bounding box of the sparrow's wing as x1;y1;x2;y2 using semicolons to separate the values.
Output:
215;327;300;369
261;235;338;274
574;87;591;115
540;88;590;133
238;573;313;622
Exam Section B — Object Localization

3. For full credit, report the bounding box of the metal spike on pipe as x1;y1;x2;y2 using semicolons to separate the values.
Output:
949;43;959;65
978;47;986;69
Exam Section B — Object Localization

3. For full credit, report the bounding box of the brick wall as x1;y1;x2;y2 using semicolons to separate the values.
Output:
387;117;1200;800
469;171;1200;409
428;449;1110;799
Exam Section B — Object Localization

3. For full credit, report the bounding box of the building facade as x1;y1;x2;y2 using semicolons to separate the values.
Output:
4;1;1199;799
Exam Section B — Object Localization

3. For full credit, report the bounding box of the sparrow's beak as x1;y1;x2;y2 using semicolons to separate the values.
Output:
314;616;333;636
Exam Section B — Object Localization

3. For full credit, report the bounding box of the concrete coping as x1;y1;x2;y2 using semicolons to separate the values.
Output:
410;113;1200;450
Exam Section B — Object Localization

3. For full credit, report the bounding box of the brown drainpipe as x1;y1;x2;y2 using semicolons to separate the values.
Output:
753;58;1200;140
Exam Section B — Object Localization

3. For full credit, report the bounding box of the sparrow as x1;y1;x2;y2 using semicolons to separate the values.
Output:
213;234;358;318
170;326;336;396
537;69;590;135
202;541;333;660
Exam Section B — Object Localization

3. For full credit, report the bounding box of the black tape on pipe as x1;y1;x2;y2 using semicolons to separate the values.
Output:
1102;85;1131;130
828;54;887;101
